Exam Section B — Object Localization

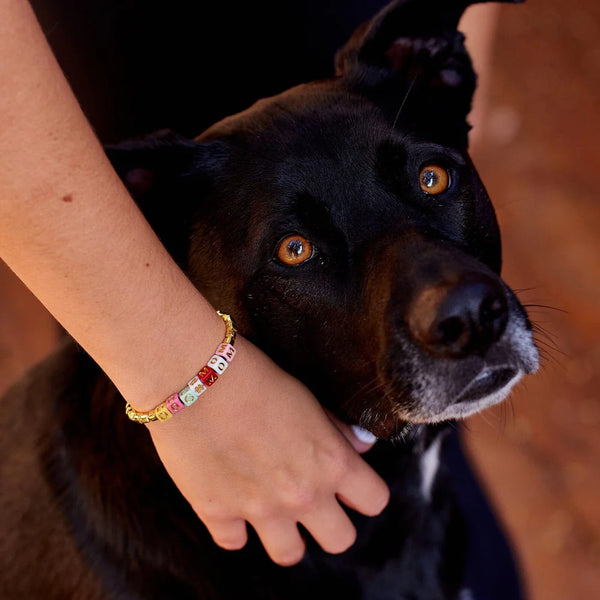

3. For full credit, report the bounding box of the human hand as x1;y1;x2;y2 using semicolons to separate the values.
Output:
147;335;389;566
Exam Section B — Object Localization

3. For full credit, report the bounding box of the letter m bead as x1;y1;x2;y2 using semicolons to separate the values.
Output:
198;366;218;386
216;343;236;363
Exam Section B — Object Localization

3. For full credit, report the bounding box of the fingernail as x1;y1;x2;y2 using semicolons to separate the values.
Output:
351;425;377;444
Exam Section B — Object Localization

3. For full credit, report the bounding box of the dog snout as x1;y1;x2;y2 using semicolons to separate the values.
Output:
408;274;509;359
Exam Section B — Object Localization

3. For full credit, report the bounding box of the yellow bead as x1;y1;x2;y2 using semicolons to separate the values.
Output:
155;403;173;422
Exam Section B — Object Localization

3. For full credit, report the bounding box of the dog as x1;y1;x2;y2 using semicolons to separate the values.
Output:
0;0;539;598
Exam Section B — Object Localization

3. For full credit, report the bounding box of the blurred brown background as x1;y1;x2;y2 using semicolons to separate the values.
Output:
463;0;600;598
1;0;598;598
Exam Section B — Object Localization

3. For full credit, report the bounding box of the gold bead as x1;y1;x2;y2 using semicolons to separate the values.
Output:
155;403;173;422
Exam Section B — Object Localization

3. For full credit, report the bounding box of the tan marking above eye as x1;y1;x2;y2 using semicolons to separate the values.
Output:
419;165;450;195
277;235;313;266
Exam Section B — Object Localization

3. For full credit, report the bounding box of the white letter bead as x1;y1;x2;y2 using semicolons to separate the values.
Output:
186;375;207;398
207;354;228;374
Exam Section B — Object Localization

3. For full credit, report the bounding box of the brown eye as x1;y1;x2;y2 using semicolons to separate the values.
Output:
419;165;450;195
277;235;314;266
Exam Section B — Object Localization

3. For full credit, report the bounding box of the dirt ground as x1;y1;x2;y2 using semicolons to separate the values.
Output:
1;1;598;598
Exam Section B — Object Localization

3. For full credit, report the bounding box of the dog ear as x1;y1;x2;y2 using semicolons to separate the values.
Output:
335;0;523;147
106;129;229;266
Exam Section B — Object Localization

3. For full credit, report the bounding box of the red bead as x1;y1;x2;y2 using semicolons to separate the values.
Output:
198;365;218;386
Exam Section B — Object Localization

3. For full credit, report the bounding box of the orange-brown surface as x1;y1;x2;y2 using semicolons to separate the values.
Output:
0;1;598;598
463;1;600;598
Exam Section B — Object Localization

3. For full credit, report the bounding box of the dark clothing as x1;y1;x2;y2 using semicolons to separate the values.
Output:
31;0;389;142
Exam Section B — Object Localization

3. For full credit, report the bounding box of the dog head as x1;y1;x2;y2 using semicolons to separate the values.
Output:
109;0;537;440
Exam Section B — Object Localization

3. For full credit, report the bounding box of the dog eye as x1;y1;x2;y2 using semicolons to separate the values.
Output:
419;165;450;195
277;235;314;266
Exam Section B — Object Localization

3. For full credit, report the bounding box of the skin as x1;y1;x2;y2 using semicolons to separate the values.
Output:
0;0;497;568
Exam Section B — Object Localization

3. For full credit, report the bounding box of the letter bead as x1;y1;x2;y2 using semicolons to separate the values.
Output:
155;403;173;422
165;393;185;414
207;354;229;374
216;343;236;362
179;385;199;407
198;365;218;386
187;375;207;396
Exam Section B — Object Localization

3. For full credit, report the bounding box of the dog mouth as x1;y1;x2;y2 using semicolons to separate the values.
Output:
351;359;528;440
454;366;519;404
403;362;526;427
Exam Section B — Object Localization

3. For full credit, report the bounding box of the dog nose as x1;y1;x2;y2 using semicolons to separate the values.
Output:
408;275;509;358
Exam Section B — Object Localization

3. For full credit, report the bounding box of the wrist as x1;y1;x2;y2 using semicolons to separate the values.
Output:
125;311;237;420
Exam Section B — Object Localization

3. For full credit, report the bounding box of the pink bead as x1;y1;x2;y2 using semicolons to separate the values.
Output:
215;343;236;363
165;393;185;415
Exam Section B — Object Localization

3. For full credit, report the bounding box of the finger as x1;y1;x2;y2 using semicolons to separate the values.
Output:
336;460;390;517
326;411;378;454
205;518;249;551
301;503;357;555
253;519;306;567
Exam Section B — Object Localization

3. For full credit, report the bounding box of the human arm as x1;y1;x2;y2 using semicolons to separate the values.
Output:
0;0;389;565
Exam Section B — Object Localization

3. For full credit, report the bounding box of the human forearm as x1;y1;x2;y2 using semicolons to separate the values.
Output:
0;0;222;409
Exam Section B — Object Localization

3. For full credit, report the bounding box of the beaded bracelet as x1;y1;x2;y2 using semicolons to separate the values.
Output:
125;311;237;424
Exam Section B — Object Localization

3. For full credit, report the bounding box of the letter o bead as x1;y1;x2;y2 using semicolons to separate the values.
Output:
207;354;229;374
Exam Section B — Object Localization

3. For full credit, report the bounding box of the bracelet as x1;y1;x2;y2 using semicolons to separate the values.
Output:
125;311;237;424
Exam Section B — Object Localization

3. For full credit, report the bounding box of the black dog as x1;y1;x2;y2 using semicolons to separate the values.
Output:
0;0;538;598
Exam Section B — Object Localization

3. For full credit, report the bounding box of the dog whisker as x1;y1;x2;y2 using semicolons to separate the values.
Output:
347;376;387;407
477;404;505;432
522;303;568;314
392;75;418;131
533;337;564;360
530;320;560;341
531;325;566;365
